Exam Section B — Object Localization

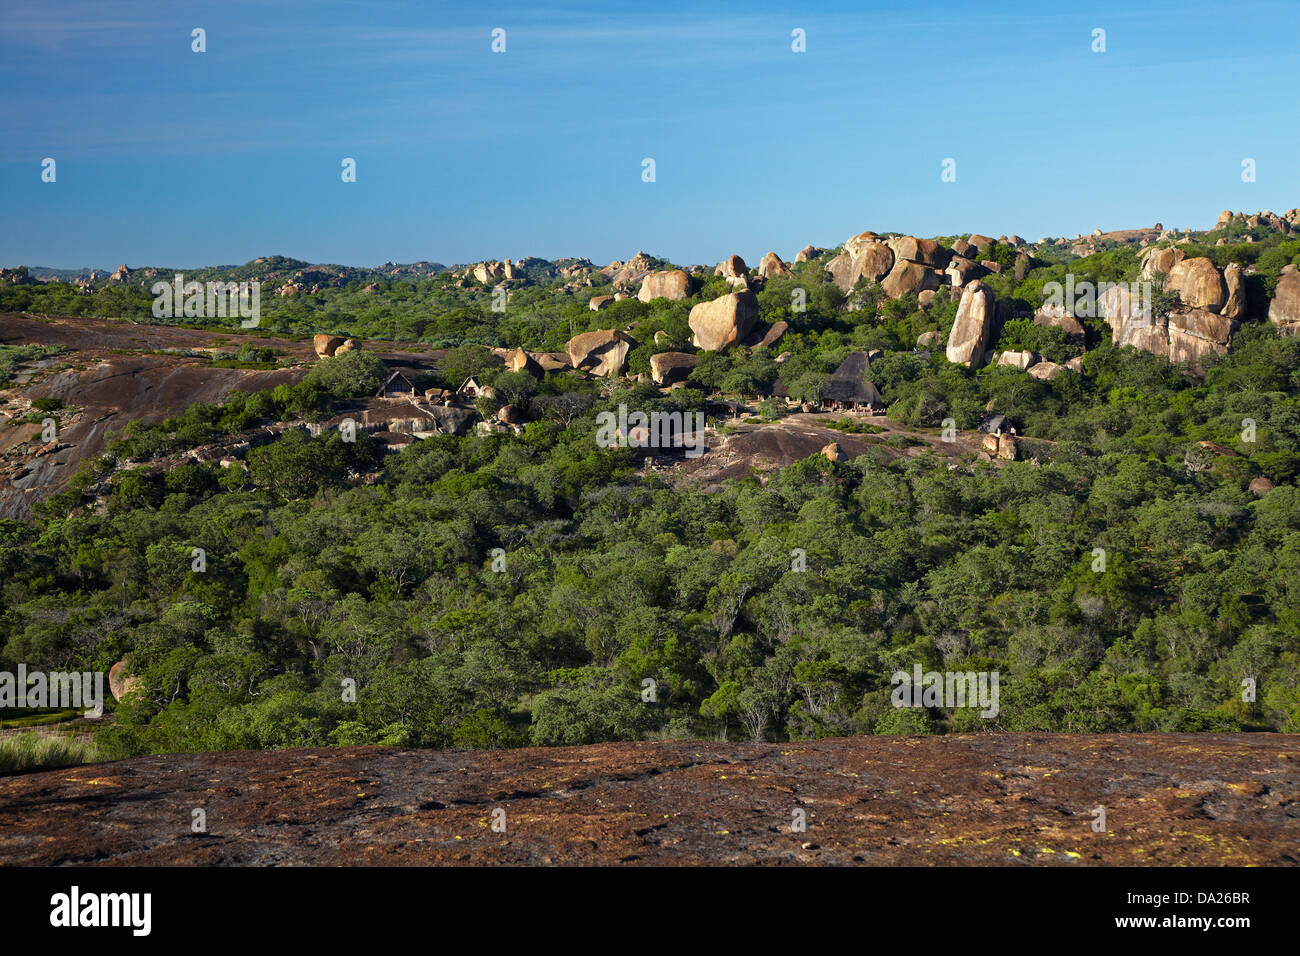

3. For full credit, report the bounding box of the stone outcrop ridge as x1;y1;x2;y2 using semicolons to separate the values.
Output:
602;252;657;287
1104;257;1243;362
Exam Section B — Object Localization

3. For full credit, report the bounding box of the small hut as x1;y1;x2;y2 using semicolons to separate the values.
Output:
376;370;415;399
823;352;884;412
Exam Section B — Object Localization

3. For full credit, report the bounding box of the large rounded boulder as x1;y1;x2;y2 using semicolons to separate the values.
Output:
881;259;942;298
313;334;346;358
1167;257;1227;312
689;291;759;351
649;351;698;386
638;269;691;302
566;329;638;377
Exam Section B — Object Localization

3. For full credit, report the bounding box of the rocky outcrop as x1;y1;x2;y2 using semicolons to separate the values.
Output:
1249;477;1275;496
1099;284;1168;357
1214;209;1298;234
1013;252;1032;281
638;269;691;302
472;261;505;284
1168;309;1236;364
424;404;479;435
1140;245;1187;279
758;252;791;279
828;242;890;293
1027;361;1064;381
1222;263;1245;320
108;660;142;701
533;353;571;373
917;330;944;348
794;245;821;263
602;252;657;287
1033;303;1085;344
715;255;749;287
886;236;950;268
982;432;1017;460
313;334;346;358
1269;267;1300;334
1100;283;1236;363
825;240;895;293
997;350;1037;370
589;295;614;311
945;257;988;288
750;320;788;349
821;442;846;463
881;259;943;298
0;266;38;286
506;347;541;376
824;232;951;298
946;282;997;368
649;351;698;386
689;291;758;351
566;329;637;377
1166;257;1227;312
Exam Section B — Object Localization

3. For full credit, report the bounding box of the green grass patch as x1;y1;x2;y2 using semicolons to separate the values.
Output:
0;732;98;774
0;708;79;729
821;418;887;435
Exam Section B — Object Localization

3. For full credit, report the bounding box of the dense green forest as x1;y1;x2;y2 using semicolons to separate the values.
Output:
2;335;1298;754
3;228;1300;756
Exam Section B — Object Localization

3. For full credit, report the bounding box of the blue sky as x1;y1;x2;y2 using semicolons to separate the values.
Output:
2;0;1298;270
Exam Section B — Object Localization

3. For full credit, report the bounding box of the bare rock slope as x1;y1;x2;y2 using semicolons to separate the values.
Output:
1;734;1294;866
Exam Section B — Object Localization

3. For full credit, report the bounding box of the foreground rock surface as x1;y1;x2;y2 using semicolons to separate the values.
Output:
1;733;1294;866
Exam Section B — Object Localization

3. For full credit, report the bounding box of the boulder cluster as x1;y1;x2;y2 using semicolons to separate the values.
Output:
312;334;357;358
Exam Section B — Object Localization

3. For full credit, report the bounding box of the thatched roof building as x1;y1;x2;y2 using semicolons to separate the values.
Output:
823;352;883;408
